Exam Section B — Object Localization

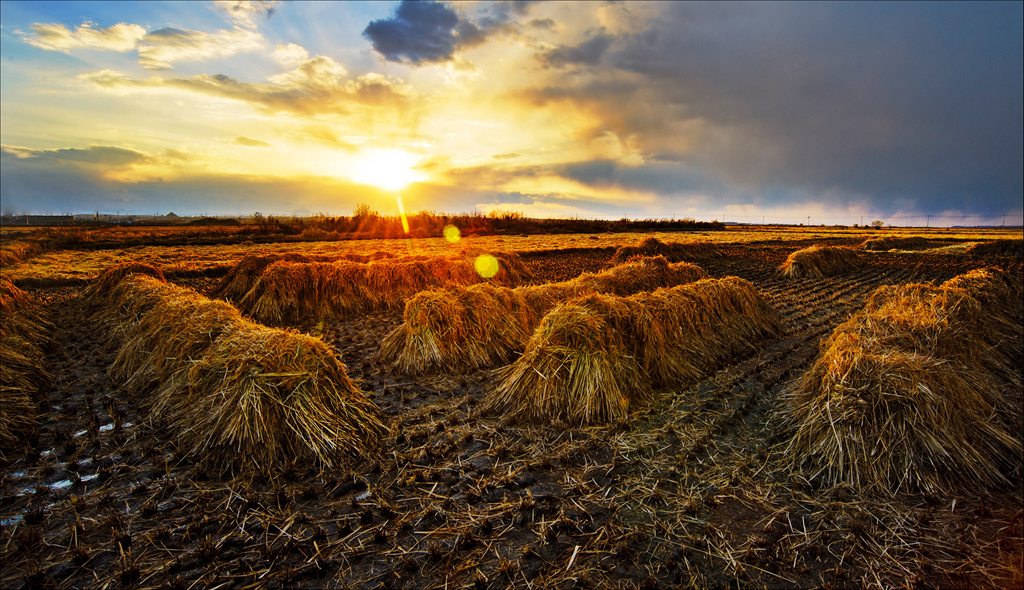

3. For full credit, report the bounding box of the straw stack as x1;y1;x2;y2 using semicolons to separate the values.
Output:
965;238;1023;258
92;265;387;473
610;237;722;265
238;252;530;325
213;251;403;302
783;267;1023;494
860;236;932;251
486;276;780;425
0;278;52;449
779;245;860;278
379;257;707;373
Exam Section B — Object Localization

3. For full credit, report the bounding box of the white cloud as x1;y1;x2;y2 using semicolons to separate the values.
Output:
23;22;146;52
137;27;263;70
272;43;310;68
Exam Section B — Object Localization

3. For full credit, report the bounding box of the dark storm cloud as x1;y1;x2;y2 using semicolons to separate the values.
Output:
363;0;485;65
558;159;723;195
534;3;1023;216
539;33;614;68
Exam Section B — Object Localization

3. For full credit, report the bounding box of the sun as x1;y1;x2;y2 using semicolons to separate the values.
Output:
346;148;424;191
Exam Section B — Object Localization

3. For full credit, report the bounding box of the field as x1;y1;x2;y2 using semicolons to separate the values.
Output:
1;225;1022;589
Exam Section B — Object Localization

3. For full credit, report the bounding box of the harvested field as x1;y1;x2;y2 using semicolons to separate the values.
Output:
779;244;861;278
1;228;1021;590
379;256;706;373
237;252;531;325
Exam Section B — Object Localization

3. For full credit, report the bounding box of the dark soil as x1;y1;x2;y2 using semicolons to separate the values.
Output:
1;245;1021;589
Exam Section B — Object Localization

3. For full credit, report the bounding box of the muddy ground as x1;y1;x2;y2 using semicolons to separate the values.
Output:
1;240;1022;589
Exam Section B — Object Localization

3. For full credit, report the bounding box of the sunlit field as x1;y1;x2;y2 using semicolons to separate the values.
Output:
1;224;1021;589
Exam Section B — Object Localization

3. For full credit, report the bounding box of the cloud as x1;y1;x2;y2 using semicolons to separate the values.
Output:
137;27;263;69
2;144;152;167
272;43;310;68
519;3;1022;216
538;32;614;68
214;1;278;29
233;136;271;147
363;0;486;65
23;22;146;52
82;55;416;117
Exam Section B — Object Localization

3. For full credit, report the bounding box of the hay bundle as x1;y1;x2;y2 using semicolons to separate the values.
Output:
610;237;722;264
239;252;530;325
782;267;1023;494
485;277;780;424
379;257;708;373
965;238;1023;258
94;273;387;473
0;279;52;450
860;236;932;251
84;262;165;300
213;251;402;302
150;320;387;473
106;276;242;390
779;245;860;278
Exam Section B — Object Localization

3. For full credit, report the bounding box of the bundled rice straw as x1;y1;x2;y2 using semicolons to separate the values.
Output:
84;261;166;300
92;267;387;473
213;251;401;302
965;238;1023;258
485;276;780;425
0;278;52;449
782;267;1023;494
379;257;707;373
610;237;722;264
779;245;860;278
238;251;530;325
860;236;933;251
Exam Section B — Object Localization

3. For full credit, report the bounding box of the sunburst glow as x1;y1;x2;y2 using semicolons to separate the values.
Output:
346;148;424;192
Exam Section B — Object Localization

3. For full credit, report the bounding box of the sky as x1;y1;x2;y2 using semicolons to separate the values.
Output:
1;1;1021;226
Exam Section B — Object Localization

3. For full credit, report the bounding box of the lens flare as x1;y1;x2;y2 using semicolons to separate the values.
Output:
397;196;409;234
444;224;461;242
474;254;499;278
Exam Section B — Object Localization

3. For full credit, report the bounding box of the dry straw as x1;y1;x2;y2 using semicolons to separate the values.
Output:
378;256;707;373
779;245;860;278
213;251;403;302
860;236;932;251
0;278;52;450
485;276;780;425
965;238;1023;258
84;261;166;300
610;236;722;265
92;265;387;473
238;251;530;325
782;267;1023;495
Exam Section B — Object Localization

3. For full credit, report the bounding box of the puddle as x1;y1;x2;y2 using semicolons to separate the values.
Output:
1;514;24;527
